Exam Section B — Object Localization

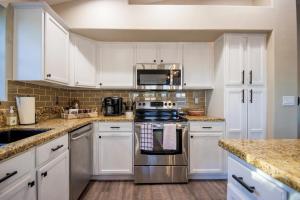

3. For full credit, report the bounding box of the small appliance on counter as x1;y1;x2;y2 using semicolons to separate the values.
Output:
102;96;125;116
16;96;35;125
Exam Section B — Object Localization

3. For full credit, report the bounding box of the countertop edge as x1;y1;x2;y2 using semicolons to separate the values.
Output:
218;139;300;193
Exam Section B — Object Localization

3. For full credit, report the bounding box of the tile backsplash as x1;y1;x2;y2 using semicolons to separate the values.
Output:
0;81;206;127
0;81;70;127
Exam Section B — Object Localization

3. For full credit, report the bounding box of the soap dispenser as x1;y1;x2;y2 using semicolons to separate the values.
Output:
6;106;17;126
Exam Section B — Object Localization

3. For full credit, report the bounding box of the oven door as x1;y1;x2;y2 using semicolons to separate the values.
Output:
134;122;188;166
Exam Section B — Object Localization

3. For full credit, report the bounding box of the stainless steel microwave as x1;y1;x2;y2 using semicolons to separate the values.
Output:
135;63;182;90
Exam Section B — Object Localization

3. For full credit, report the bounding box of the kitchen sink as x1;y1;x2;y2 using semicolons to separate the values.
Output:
0;129;52;147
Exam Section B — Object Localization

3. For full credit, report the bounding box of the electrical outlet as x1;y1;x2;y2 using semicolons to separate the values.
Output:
194;97;199;104
282;96;296;106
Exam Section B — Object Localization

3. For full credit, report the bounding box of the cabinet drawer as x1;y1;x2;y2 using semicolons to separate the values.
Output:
36;134;68;167
98;122;133;132
189;122;224;132
228;156;287;200
0;149;35;191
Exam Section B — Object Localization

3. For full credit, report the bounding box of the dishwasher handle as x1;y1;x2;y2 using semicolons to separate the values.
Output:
71;132;90;140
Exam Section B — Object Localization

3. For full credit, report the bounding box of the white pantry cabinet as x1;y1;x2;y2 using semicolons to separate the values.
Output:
224;34;266;87
225;88;266;140
183;43;214;89
14;4;69;84
95;122;133;175
189;122;226;177
208;33;267;140
70;34;97;87
136;43;182;64
37;150;69;200
99;43;135;88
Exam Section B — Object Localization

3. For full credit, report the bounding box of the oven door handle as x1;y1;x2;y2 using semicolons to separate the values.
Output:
135;123;187;129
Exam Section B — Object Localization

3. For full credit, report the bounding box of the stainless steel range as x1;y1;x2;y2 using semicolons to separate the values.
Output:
134;100;188;184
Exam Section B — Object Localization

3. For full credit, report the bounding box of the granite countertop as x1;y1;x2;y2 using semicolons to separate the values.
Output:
0;114;223;163
219;139;300;192
0;115;133;162
185;115;225;122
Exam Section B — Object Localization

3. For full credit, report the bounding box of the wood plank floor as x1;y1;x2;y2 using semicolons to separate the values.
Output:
80;180;227;200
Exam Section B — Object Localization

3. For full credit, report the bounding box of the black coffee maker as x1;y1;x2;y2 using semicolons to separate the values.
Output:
102;97;124;116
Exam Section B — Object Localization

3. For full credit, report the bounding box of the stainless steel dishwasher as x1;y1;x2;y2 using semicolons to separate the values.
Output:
69;123;93;200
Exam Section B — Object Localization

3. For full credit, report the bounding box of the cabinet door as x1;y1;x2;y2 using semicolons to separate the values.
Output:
225;35;247;86
159;43;182;63
190;132;224;174
225;88;247;139
98;133;133;174
0;172;36;200
100;43;135;88
73;35;97;87
136;43;158;63
37;151;69;200
247;35;266;86
247;88;266;139
183;43;213;88
227;183;251;200
44;13;69;84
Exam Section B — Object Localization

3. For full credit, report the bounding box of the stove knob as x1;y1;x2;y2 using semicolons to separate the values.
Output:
164;103;168;106
173;103;176;106
143;103;146;106
168;103;172;106
138;103;142;106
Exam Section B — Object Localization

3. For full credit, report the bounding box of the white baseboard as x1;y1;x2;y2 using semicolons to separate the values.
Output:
189;173;227;180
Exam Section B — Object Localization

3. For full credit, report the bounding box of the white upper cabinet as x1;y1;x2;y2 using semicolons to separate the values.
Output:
99;43;135;88
136;43;182;64
136;43;158;63
224;34;266;87
247;35;266;86
14;6;69;85
183;43;213;89
44;13;69;84
159;43;182;63
70;34;97;88
247;88;266;139
225;35;247;86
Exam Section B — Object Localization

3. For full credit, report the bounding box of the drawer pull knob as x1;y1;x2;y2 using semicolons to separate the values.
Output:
28;181;35;188
202;127;212;129
51;144;64;152
232;174;255;193
41;172;48;177
190;135;194;138
110;127;120;129
0;171;18;183
99;136;102;139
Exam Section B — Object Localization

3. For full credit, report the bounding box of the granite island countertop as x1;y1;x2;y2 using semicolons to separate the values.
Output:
185;115;225;122
219;139;300;192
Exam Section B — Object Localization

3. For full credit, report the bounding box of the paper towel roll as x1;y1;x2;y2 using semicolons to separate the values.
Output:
16;97;35;125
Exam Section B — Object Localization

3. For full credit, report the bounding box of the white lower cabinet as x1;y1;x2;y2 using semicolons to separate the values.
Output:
37;150;69;200
0;171;36;200
227;155;287;200
189;122;225;176
95;122;133;175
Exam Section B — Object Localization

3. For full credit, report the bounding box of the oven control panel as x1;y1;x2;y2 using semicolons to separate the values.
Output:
136;101;178;110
